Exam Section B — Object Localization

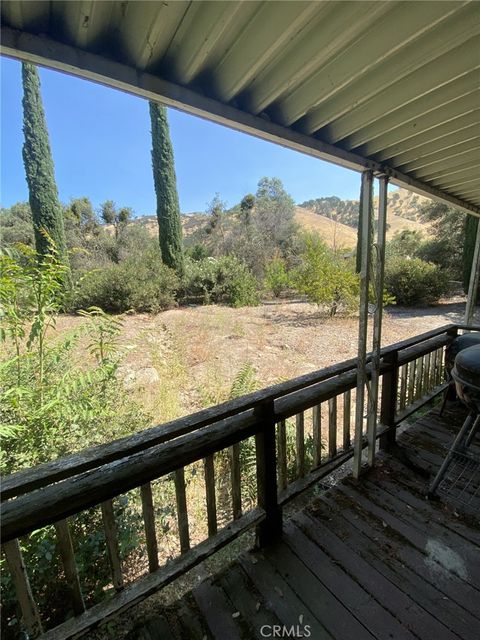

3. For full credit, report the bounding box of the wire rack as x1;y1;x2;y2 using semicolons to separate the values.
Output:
437;448;480;507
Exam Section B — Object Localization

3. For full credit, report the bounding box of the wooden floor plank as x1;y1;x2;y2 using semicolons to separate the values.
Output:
293;510;461;640
174;595;212;640
371;460;480;545
309;492;480;637
126;615;177;640
193;577;247;640
218;564;282;639
262;539;375;640
340;480;480;590
239;550;333;640
282;520;417;640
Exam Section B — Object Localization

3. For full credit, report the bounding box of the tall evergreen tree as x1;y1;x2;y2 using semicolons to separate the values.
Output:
149;102;183;273
22;63;67;261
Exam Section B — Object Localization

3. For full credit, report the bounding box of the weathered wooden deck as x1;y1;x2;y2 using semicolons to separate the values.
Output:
129;406;480;640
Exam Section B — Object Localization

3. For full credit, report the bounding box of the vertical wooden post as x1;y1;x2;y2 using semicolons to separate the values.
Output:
101;500;124;591
328;397;337;458
140;483;159;572
203;455;218;537
399;366;407;411
343;391;351;450
416;357;424;401
353;170;374;478
277;420;288;491
295;412;305;478
313;405;322;466
229;443;242;520
3;539;43;637
379;351;399;452
407;360;416;406
174;468;190;553
255;399;282;547
54;519;85;614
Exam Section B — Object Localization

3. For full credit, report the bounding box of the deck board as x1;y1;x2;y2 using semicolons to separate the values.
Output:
128;405;480;640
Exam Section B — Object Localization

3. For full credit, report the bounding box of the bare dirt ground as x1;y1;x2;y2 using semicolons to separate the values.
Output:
55;297;475;426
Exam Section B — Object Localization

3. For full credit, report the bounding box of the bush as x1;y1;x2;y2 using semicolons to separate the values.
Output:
292;234;359;315
384;256;450;305
182;256;260;307
264;256;289;297
0;248;150;633
73;249;179;313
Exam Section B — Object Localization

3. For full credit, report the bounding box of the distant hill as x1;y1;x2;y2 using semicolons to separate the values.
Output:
293;206;357;248
299;187;431;241
128;188;431;250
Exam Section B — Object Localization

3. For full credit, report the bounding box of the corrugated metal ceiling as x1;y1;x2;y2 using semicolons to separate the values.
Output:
1;0;479;213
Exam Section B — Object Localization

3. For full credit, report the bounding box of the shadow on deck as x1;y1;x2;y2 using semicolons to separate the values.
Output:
130;406;480;640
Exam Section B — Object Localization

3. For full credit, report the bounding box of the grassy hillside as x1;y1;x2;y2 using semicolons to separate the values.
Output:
127;187;431;249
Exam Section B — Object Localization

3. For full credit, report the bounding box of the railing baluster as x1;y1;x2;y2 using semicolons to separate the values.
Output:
54;519;85;614
101;500;124;591
437;348;444;385
313;405;322;466
433;350;438;387
255;399;282;546
343;391;351;450
277;420;288;491
434;349;440;386
174;468;190;553
203;455;217;537
3;539;43;637
416;356;424;400
424;352;431;393
399;365;407;411
229;444;242;519
328;397;337;458
140;483;159;572
296;412;305;477
407;360;415;406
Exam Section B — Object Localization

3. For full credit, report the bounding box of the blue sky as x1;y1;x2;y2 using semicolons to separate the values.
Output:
1;55;367;216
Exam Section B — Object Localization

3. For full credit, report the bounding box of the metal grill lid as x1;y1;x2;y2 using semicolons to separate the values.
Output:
453;344;480;390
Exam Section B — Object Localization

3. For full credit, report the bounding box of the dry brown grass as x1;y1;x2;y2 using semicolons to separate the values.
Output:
54;299;470;428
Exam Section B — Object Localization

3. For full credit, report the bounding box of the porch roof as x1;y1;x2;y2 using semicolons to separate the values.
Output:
1;0;479;214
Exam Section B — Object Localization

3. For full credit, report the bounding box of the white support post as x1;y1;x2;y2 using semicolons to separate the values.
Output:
367;175;389;467
464;217;480;327
353;170;374;479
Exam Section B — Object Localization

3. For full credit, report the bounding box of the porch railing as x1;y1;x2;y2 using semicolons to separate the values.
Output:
2;323;471;639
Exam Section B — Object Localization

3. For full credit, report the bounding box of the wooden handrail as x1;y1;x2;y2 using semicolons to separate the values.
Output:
2;323;456;501
1;324;459;542
1;411;259;543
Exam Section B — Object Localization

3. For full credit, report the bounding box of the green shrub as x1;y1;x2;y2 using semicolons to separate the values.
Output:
73;249;179;313
292;234;359;315
384;256;450;305
264;256;289;297
182;256;260;307
0;247;150;634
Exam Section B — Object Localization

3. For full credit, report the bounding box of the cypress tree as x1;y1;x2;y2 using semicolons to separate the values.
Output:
463;214;479;292
149;102;184;273
21;63;67;261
